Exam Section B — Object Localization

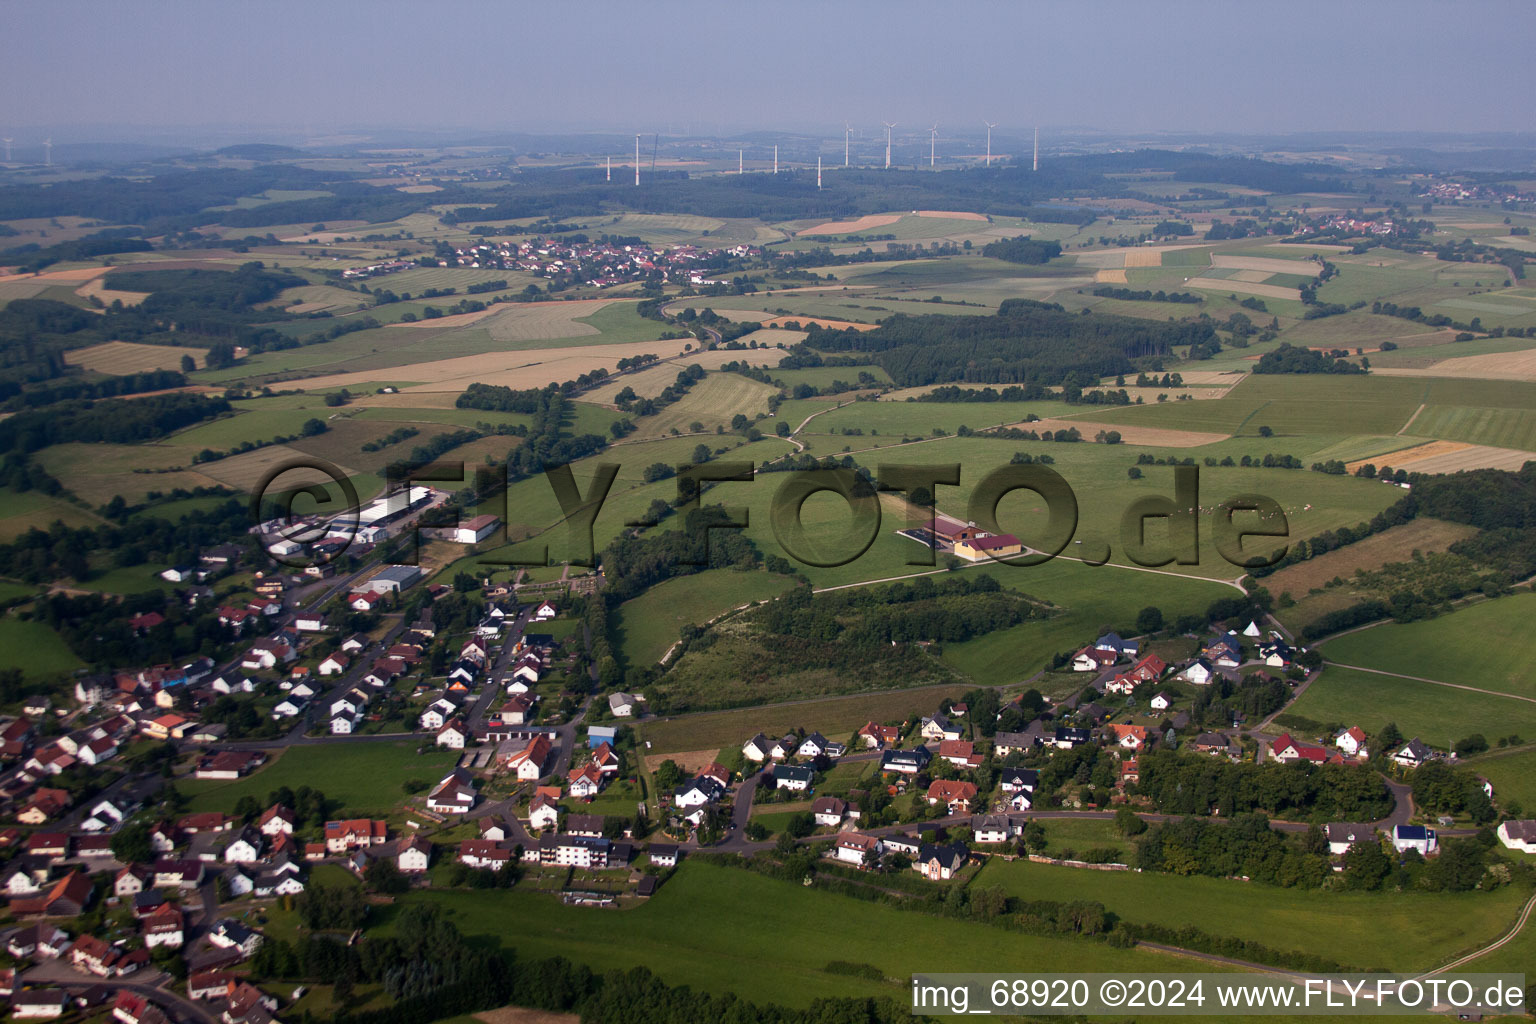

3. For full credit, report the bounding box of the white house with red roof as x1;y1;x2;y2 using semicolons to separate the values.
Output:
1334;726;1369;759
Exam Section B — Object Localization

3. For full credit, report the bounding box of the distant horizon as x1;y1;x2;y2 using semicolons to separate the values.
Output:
4;0;1533;141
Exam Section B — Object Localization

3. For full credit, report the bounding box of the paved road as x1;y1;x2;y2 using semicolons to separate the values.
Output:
22;961;218;1024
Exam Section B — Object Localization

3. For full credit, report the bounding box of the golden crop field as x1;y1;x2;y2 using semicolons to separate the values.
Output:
64;340;208;374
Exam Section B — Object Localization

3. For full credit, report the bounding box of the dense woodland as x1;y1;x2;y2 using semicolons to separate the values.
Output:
803;299;1212;387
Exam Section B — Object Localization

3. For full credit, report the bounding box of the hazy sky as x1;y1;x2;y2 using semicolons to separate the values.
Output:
5;0;1534;139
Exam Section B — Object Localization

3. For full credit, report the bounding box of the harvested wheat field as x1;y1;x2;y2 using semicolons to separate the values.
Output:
709;311;879;332
1186;277;1302;301
1264;518;1480;599
1123;249;1163;268
643;748;722;775
1372;349;1536;382
65;340;207;374
915;210;989;221
197;445;360;493
1212;255;1317;275
1230;269;1273;283
288;337;698;395
473;1009;578;1024
1002;417;1228;447
1095;268;1129;283
1354;441;1533;475
75;277;151;307
798;214;901;235
386;306;501;328
390;298;623;343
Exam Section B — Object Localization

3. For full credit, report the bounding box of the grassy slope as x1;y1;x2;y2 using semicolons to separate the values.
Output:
613;568;797;667
1282;666;1536;748
1319;593;1536;698
977;858;1531;973
371;862;1185;1007
181;742;463;816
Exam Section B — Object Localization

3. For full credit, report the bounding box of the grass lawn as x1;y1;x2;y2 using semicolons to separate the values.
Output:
613;568;797;667
370;861;1186;1008
1281;666;1536;749
977;858;1532;973
1319;593;1536;698
1464;746;1536;819
0;617;84;676
180;741;463;816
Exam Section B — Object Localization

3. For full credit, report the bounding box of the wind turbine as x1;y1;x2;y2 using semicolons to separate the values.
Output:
929;124;939;167
843;122;852;167
43;138;52;167
883;122;897;169
984;122;997;166
738;149;743;174
634;134;641;186
606;155;611;182
773;144;778;175
1033;126;1039;172
1;138;11;163
817;155;822;190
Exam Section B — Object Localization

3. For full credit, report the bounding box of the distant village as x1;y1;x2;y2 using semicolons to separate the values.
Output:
341;237;762;291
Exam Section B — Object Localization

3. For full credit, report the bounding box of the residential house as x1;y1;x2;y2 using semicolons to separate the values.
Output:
528;794;560;831
858;722;901;749
427;769;477;814
141;903;184;949
9;870;93;917
11;989;67;1019
507;735;553;781
742;733;773;762
1270;733;1334;764
1496;819;1536;854
1335;726;1369;759
324;819;387;853
768;734;799;760
208;919;263;957
1325;823;1378;856
398;836;432;873
223;827;263;864
672;776;725;809
971;814;1015;844
1095;632;1140;657
812;796;855;827
1107;723;1148;750
919;714;962;742
797;732;829;758
1149;692;1174;711
1391;824;1438;856
993;729;1040;757
648;843;679;867
915;841;969;881
317;653;349;677
591;742;620;775
880;746;932;774
937;739;983;768
1052;726;1092;749
833;833;882;868
1392;738;1434;769
925;779;978;813
1180;658;1216;685
771;763;815;792
567;764;604;799
536;833;609;868
259;804;294;837
436;719;468;749
533;599;558;620
608;692;641;717
418;697;460;731
459;840;512;869
1072;646;1118;672
999;767;1039;795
